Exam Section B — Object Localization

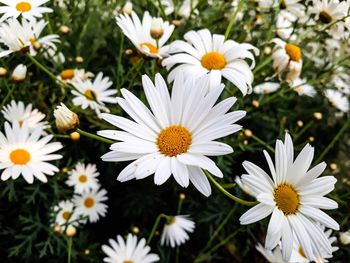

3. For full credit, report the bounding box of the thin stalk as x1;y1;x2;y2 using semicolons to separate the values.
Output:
27;54;63;85
253;56;273;73
250;134;275;153
205;171;257;206
224;0;244;40
67;237;73;263
76;128;114;144
294;120;314;141
147;213;166;245
156;0;167;19
0;84;15;109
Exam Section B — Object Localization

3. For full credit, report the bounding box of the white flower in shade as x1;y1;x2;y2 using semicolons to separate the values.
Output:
74;187;108;223
325;89;349;112
71;72;118;116
11;64;27;82
58;68;94;84
276;11;296;39
257;0;276;8
102;234;160;263
272;38;302;84
66;162;99;194
0;0;52;22
160;0;198;18
116;11;175;58
0;122;63;184
98;73;245;197
53;103;79;134
239;133;339;261
256;243;286;263
279;0;306;19
1;100;49;133
235;176;255;196
0;18;59;58
292;78;316;97
253;82;281;94
53;200;80;227
161;215;195;247
339;230;350;245
122;1;132;15
162;29;259;95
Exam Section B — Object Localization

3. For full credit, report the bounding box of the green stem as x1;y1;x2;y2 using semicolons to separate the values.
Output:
76;128;115;144
250;133;275;153
253;56;273;74
67;237;73;263
315;117;350;164
205;171;256;206
294;120;314;141
176;197;184;215
0;84;15;109
156;0;167;19
224;0;244;40
147;213;166;245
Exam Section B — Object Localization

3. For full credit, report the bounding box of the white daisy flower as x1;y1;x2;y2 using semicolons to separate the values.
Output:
73;187;108;223
0;0;53;22
2;100;49;132
66;162;99;194
257;0;276;9
235;176;255;197
292;78;316;97
11;64;27;82
0;18;59;58
71;72;118;116
253;82;281;94
276;10;296;39
162;29;259;95
161;215;195;247
53;200;81;227
98;73;246;197
0;122;63;184
102;233;160;263
279;0;306;19
256;243;286;263
272;38;302;84
58;68;94;84
116;11;175;58
239;133;339;261
53;103;79;134
325;89;349;112
160;0;198;18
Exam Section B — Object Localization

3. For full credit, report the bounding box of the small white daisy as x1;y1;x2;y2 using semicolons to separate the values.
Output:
0;122;63;184
0;0;53;22
0;18;59;58
2;100;49;132
73;187;108;223
98;73;245;197
276;10;296;39
272;38;302;84
66;162;99;194
292;78;316;97
253;82;281;94
161;215;195;247
325;89;349;112
57;68;94;84
102;233;160;263
160;0;198;18
116;11;174;58
71;72;118;117
162;28;259;95
239;133;339;261
279;0;306;19
53;200;81;227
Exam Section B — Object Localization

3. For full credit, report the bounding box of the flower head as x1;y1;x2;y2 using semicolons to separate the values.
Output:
53;200;81;228
11;64;27;82
66;162;99;194
54;103;79;134
325;89;349;112
161;215;195;247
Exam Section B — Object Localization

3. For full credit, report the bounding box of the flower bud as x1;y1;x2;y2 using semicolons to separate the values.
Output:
132;226;140;234
70;131;80;141
122;1;132;16
75;56;84;64
150;18;164;40
59;25;70;34
54;103;80;134
11;64;27;82
340;231;350;245
0;67;7;77
65;225;77;237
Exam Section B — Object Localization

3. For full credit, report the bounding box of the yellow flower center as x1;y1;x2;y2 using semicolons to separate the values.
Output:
10;149;31;165
274;184;300;215
85;89;97;100
285;43;301;62
319;11;333;24
140;42;159;54
123;261;134;263
84;197;95;208
62;211;71;220
18;120;24;127
16;1;32;12
201;52;226;70
60;69;75;80
79;175;88;183
280;0;286;9
157;125;192;157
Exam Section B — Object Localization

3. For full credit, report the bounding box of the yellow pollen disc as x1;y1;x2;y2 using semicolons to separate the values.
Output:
140;42;159;54
62;211;71;220
60;69;75;80
84;197;95;208
298;246;307;258
157;125;192;157
319;11;333;24
79;175;88;183
285;43;301;62
29;37;36;45
16;1;32;12
85;89;97;100
201;52;226;70
10;149;30;165
274;184;300;215
123;261;134;263
18;120;24;127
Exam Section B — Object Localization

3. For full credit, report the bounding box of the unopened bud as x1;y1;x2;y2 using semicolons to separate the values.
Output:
264;46;272;55
313;112;322;120
132;226;140;234
243;140;248;145
0;67;7;77
297;120;303;127
179;193;186;200
59;25;70;34
62;167;69;173
308;136;315;142
122;1;132;16
11;64;27;82
340;231;350;245
54;103;80;134
66;225;77;237
76;56;84;64
329;163;337;171
84;249;90;255
125;49;133;55
150;17;164;40
53;224;62;233
244;129;253;137
70;132;80;141
172;20;181;27
252;100;260;108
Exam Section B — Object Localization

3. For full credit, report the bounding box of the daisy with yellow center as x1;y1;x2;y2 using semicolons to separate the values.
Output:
0;0;52;22
98;73;246;196
0;122;63;184
71;72;117;117
272;38;303;84
116;11;174;58
66;162;100;194
160;215;195;247
239;133;339;261
162;29;259;95
53;200;81;228
73;187;108;223
57;69;94;84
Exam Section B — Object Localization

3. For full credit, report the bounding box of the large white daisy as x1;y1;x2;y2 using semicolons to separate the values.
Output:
98;73;245;197
162;29;259;95
239;133;339;261
0;122;63;184
116;11;174;58
0;0;52;22
102;233;160;263
66;162;99;194
161;215;195;247
71;72;118;117
0;18;59;58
